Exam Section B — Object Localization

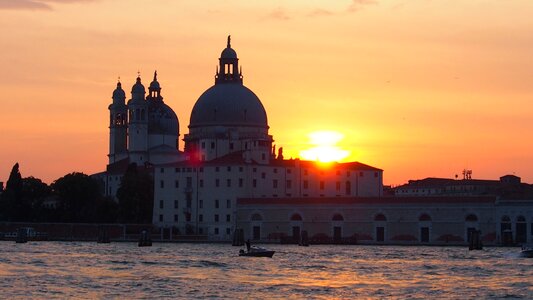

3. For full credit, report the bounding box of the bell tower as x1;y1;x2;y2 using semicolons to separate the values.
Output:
108;80;128;164
127;75;148;164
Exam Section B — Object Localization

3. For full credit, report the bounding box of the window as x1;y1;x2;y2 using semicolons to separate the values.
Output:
273;180;278;188
287;169;292;174
239;178;243;187
175;180;179;188
304;169;308;175
226;228;231;235
261;173;266;179
160;180;164;188
336;181;341;191
174;214;178;222
186;214;191;222
227;166;231;172
261;153;266;160
226;199;231;208
186;197;192;208
345;181;351;195
215;214;219;222
199;180;204;187
229;143;234;150
215;199;219;209
253;179;257;188
215;179;220;187
360;172;364;177
159;200;164;209
174;200;178;209
273;168;278;174
214;228;219;235
374;172;378;178
253;168;257;173
211;142;215;149
160;168;164;173
286;180;292;189
186;177;192;187
199;214;203;222
303;180;308;189
215;167;220;172
199;200;203;209
239;167;243;172
175;168;180;173
320;181;325;190
159;214;163;222
226;214;231;222
346;171;350;177
201;142;205;149
227;179;231;187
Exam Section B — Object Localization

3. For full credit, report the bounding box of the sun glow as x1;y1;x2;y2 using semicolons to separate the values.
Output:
299;131;350;163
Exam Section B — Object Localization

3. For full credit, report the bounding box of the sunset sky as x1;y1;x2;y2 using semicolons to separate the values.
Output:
1;0;532;186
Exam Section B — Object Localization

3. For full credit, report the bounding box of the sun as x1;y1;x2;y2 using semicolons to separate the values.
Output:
299;131;350;163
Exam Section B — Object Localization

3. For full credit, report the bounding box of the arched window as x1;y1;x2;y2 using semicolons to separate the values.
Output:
251;213;262;221
501;216;511;223
290;213;303;221
517;216;526;222
374;213;386;221
465;214;478;222
419;214;431;221
332;214;344;221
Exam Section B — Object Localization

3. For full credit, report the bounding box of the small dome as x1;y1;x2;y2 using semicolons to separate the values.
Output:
131;77;145;94
190;84;268;128
149;80;160;90
221;47;237;59
149;71;161;90
148;101;179;135
112;82;126;99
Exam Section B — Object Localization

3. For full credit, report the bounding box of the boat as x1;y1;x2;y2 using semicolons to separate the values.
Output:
520;245;533;258
239;246;275;258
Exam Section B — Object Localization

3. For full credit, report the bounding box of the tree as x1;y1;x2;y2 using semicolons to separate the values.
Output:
116;163;154;223
21;176;51;222
0;163;24;221
52;172;102;223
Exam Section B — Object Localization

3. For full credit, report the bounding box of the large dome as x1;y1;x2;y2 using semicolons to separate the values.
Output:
148;101;179;135
189;84;268;128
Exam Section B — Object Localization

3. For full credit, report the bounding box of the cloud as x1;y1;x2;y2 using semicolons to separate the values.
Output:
307;8;334;18
348;0;378;12
0;0;95;11
266;7;291;21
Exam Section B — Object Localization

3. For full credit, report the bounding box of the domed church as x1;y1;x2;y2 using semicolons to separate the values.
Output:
101;37;384;242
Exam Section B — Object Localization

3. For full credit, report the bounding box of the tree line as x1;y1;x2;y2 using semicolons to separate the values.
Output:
0;163;153;224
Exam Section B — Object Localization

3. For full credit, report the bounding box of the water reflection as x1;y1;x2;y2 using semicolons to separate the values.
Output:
0;242;531;299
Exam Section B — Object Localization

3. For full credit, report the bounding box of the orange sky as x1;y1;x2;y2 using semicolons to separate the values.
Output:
0;0;532;186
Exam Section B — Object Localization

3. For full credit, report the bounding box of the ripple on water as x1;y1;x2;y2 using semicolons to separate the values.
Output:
1;242;532;299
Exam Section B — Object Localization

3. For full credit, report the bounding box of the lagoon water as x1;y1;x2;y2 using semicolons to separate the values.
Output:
0;242;531;299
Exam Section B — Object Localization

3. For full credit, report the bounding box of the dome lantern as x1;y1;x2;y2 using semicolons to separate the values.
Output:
216;35;243;84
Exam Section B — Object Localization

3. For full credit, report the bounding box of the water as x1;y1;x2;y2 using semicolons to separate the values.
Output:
0;242;531;299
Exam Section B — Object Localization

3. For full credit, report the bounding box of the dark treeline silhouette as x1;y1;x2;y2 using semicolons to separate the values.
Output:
0;163;153;224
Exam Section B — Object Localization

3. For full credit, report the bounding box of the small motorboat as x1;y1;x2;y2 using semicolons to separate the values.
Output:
239;246;275;258
520;245;533;258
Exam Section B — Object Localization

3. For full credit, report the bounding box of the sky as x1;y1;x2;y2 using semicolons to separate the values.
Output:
0;0;532;186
